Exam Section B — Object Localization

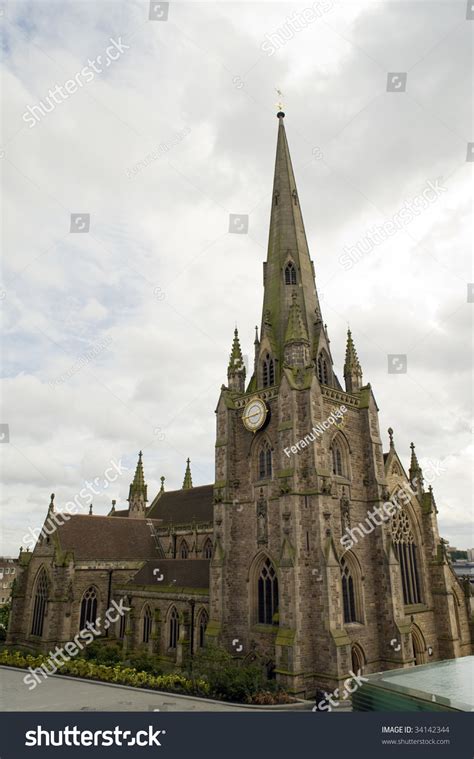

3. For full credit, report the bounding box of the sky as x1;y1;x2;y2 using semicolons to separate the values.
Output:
1;0;473;554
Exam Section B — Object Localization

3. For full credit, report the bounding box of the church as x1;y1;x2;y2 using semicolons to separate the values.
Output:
7;112;472;698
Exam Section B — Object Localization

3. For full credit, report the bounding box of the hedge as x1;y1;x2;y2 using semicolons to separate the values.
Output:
0;649;210;697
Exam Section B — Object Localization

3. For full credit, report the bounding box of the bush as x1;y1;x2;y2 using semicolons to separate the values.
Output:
81;642;122;665
0;649;209;697
188;645;293;704
0;647;293;704
125;654;162;676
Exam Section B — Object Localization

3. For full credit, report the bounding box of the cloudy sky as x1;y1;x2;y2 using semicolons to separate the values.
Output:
1;0;472;554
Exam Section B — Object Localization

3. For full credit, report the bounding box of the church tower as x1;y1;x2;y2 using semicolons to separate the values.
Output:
208;111;470;697
208;111;387;694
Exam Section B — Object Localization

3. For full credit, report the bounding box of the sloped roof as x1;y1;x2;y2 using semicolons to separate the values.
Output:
55;515;163;561
130;559;210;589
147;484;213;524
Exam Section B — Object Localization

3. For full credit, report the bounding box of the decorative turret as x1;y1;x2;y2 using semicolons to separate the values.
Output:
48;493;55;514
284;291;310;366
227;327;246;393
160;476;165;493
182;458;193;490
128;450;148;519
409;442;424;495
344;328;363;393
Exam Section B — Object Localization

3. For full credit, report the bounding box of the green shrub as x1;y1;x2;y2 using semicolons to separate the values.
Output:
125;653;162;676
0;647;292;704
188;645;291;704
81;641;122;665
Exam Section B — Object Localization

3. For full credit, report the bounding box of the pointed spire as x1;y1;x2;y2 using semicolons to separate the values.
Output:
182;458;193;490
128;450;148;518
344;328;363;393
160;476;165;493
409;442;424;492
259;113;326;382
227;327;246;393
48;493;55;514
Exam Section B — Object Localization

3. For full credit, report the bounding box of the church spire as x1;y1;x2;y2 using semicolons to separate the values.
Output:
128;450;148;519
257;112;328;387
227;327;246;393
409;442;424;494
182;458;193;489
344;328;363;392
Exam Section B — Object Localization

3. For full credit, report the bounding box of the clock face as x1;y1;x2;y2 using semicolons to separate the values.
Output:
242;398;267;432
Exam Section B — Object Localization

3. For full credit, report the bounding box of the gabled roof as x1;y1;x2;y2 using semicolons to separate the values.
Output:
54;515;162;561
147;484;213;524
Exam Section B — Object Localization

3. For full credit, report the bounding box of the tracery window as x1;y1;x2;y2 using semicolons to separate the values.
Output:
332;443;344;476
197;609;208;648
257;557;279;625
391;507;422;605
284;262;297;285
31;568;48;637
79;586;98;631
341;557;357;623
168;606;179;649
258;441;272;480
262;353;275;387
142;605;152;643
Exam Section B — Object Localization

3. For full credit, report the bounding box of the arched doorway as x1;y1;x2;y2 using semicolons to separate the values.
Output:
411;624;426;665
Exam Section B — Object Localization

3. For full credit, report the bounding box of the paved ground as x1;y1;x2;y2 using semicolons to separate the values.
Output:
0;667;268;712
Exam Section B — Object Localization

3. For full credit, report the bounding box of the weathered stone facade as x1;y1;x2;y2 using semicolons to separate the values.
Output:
7;113;472;697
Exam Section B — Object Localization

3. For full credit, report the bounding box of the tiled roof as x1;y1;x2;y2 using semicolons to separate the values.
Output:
129;559;210;589
147;484;213;524
55;515;163;561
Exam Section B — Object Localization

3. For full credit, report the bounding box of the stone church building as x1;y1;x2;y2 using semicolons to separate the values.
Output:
7;113;472;697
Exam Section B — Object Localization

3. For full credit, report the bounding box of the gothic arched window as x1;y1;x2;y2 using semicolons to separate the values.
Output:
203;539;213;559
257;557;279;625
79;586;98;631
258;441;272;480
179;539;189;559
317;353;329;385
340;554;363;624
284;262;297;285
142;605;152;643
168;606;179;649
332;443;344;476
341;557;357;623
391;507;422;605
262;353;275;387
31;568;48;637
197;609;208;648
